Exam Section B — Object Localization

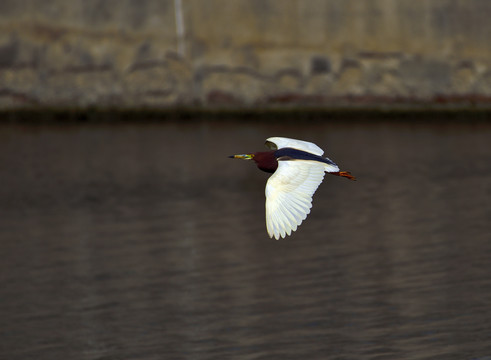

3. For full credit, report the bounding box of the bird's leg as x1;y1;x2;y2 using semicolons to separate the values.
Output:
329;171;356;181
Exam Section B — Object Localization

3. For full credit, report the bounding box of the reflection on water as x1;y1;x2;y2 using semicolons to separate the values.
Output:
1;117;490;359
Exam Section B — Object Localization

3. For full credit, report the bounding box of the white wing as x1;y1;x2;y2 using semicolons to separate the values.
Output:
265;160;328;240
265;137;324;156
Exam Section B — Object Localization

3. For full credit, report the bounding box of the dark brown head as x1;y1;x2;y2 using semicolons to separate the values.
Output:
229;150;278;173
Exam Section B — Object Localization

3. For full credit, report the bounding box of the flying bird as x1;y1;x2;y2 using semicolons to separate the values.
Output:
229;137;355;239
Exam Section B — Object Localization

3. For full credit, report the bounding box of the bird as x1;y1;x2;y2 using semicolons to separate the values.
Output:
229;137;355;240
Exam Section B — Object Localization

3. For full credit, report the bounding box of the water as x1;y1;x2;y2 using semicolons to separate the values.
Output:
1;117;490;359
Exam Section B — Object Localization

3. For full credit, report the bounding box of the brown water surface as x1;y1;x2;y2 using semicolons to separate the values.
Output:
1;117;490;359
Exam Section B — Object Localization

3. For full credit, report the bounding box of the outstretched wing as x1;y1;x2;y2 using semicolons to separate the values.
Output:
265;137;324;156
265;159;327;240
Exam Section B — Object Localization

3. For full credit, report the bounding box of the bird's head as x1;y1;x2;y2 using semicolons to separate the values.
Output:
229;154;254;160
229;151;278;173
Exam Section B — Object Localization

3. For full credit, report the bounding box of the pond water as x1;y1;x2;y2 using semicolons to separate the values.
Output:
1;116;490;359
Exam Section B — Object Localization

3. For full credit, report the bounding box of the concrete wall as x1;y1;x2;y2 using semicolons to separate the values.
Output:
1;0;491;109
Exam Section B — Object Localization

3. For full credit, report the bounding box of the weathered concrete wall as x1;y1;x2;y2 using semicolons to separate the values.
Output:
1;0;491;109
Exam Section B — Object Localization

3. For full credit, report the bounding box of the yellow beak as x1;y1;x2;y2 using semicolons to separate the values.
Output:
229;154;253;160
